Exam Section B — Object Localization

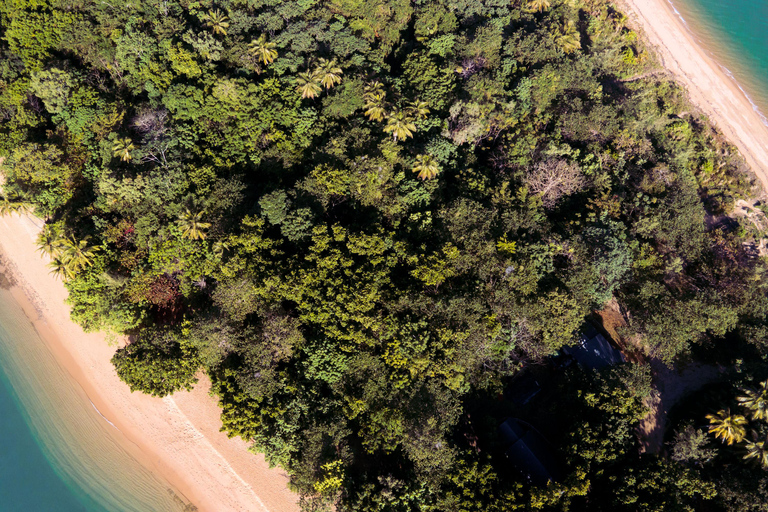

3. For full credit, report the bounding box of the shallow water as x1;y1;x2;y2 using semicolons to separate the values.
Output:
669;0;768;122
0;283;189;512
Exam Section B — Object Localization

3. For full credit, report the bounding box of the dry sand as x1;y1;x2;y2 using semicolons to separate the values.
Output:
618;0;768;192
0;212;299;512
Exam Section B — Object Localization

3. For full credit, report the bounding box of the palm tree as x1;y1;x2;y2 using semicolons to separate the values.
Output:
177;208;211;240
412;154;441;180
0;194;33;216
406;100;430;120
706;408;748;445
112;138;135;162
204;9;229;36
249;34;278;65
554;21;581;54
61;236;100;272
383;110;416;142
49;255;76;281
364;100;387;122
738;380;768;421
315;58;343;89
36;228;65;258
364;81;385;99
363;81;387;121
744;436;768;468
296;71;322;99
526;0;551;12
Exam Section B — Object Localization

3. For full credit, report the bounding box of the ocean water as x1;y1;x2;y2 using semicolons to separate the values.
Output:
0;281;191;512
669;0;768;122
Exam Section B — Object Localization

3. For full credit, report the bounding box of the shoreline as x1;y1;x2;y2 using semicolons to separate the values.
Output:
664;0;768;127
0;212;299;512
618;0;768;193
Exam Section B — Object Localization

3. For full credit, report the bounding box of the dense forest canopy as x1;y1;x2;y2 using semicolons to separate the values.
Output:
3;0;768;509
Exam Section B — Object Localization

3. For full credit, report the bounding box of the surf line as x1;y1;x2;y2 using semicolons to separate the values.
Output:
89;399;121;432
664;0;768;127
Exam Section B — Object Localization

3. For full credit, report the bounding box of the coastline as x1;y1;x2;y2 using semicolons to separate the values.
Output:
0;212;299;512
0;2;764;509
618;0;768;192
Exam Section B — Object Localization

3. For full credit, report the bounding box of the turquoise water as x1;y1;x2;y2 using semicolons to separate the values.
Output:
0;280;191;512
0;358;99;511
670;0;768;120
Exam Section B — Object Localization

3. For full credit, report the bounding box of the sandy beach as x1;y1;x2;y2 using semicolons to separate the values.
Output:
0;212;299;512
618;0;768;192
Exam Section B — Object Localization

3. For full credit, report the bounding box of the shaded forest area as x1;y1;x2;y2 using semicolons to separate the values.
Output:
2;0;768;509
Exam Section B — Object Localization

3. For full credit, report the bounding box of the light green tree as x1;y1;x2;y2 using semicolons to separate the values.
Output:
49;255;76;280
0;194;33;216
36;227;65;258
29;68;73;114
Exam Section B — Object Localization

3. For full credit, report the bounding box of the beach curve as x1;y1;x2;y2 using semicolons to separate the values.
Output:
619;0;768;192
0;211;299;512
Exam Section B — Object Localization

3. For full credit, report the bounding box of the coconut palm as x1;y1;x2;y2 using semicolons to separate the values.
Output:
204;9;229;36
177;208;211;240
112;138;135;162
406;100;430;120
554;21;581;54
36;228;66;258
412;154;441;180
363;81;387;121
315;58;343;89
738;380;768;421
526;0;551;12
61;236;100;272
296;71;322;99
364;100;387;122
383;110;416;142
249;34;278;65
706;408;748;445
49;255;76;280
0;194;33;216
744;436;768;468
364;81;385;100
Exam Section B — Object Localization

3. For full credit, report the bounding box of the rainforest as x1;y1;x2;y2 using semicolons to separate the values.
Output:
2;0;768;510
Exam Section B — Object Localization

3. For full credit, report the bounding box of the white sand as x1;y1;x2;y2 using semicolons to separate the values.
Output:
0;212;299;512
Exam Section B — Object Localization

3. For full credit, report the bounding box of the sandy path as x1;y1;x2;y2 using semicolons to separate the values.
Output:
637;360;722;453
618;0;768;191
0;212;299;512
